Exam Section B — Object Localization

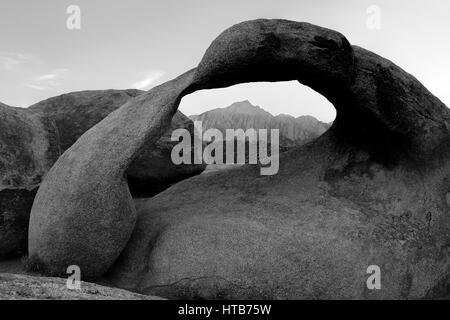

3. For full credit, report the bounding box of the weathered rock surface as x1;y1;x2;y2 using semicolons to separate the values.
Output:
26;90;205;197
28;73;198;279
0;90;205;257
0;273;162;300
0;104;46;258
29;19;450;299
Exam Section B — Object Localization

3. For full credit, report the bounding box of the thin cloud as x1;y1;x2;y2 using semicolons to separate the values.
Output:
131;70;165;90
36;73;59;81
26;68;69;91
0;52;33;71
25;84;48;91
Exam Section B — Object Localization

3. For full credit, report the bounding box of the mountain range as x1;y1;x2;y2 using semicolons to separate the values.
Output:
189;100;331;148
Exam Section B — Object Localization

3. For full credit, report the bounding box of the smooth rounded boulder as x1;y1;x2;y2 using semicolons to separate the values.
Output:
0;90;205;258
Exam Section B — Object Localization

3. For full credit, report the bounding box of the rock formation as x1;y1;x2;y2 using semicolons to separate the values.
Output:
0;90;205;258
0;103;47;258
28;19;450;299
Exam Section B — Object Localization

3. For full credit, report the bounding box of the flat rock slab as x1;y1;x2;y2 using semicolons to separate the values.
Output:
0;273;163;300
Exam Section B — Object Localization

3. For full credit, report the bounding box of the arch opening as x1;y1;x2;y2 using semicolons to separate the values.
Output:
180;80;336;123
178;80;335;172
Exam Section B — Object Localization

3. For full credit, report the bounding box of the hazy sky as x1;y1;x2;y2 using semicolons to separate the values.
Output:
1;0;449;122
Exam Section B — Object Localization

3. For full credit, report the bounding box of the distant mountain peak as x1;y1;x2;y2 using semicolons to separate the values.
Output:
225;100;265;114
296;114;315;119
275;113;295;120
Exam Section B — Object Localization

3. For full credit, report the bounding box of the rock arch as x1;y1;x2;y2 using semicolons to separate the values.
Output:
28;19;449;289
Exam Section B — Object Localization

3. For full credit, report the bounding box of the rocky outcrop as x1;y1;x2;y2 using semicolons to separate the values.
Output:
0;273;162;300
28;19;450;299
0;90;205;257
0;104;47;258
190;100;330;147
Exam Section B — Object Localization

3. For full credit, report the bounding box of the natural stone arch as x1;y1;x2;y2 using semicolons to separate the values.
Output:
28;19;450;282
